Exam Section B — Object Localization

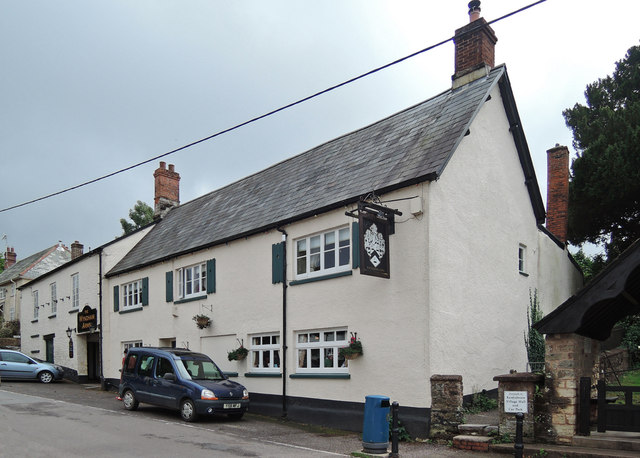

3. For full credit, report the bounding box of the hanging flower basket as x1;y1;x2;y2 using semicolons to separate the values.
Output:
339;332;363;360
193;314;211;329
228;340;249;361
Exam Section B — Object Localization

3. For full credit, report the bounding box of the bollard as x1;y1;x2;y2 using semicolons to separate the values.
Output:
514;412;524;458
389;401;399;457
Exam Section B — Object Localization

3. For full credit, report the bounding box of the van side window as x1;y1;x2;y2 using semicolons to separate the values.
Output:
124;354;138;374
138;356;155;377
156;357;174;378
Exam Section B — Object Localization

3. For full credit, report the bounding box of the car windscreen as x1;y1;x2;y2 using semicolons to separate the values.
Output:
178;356;224;381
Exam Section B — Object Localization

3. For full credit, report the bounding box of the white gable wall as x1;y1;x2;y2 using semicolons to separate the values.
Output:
427;84;581;394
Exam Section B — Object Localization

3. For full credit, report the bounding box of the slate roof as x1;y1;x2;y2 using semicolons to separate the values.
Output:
0;245;71;285
108;65;542;276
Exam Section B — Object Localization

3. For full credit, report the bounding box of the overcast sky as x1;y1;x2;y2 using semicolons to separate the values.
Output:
0;0;636;260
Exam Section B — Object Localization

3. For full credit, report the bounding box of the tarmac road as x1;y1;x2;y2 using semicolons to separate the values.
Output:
0;379;504;457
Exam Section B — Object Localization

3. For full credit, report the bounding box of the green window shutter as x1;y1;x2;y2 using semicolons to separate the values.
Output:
206;259;216;294
352;221;360;269
113;285;119;312
272;242;284;284
165;271;173;302
141;277;149;306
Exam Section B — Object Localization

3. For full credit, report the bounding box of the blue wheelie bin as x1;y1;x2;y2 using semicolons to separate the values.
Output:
362;395;390;453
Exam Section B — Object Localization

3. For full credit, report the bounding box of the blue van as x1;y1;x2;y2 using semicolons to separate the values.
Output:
119;347;249;421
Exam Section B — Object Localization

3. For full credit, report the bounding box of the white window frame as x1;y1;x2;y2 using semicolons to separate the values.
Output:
518;244;527;274
295;227;350;280
177;262;207;300
122;280;143;310
0;288;5;300
249;333;281;373
50;282;57;315
9;306;15;321
33;290;39;320
71;273;79;309
123;340;143;352
296;328;349;374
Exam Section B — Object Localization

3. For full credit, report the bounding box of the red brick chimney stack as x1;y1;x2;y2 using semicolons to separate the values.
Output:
453;1;498;88
546;145;570;244
71;241;84;260
154;161;181;219
5;247;16;268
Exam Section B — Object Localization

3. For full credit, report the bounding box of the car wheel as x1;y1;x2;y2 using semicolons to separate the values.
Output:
180;399;198;422
39;371;54;384
228;412;244;420
123;390;139;411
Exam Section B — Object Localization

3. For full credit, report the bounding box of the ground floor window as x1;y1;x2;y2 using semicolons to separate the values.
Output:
296;328;348;373
250;333;280;372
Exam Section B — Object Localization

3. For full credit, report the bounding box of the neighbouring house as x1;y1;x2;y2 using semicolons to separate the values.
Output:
18;230;153;382
0;244;72;324
100;4;582;435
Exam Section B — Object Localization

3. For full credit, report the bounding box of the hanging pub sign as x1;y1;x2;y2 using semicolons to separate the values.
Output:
77;305;98;333
359;206;392;279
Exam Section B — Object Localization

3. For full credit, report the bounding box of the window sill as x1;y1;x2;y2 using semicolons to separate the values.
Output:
175;294;207;304
30;334;39;338
245;372;282;378
31;319;38;323
290;270;352;286
519;271;529;277
119;306;143;314
31;350;40;354
68;309;79;314
289;373;350;379
48;314;57;319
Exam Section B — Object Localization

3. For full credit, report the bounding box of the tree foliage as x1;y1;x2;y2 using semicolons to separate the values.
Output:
563;44;640;260
120;201;154;235
571;249;607;284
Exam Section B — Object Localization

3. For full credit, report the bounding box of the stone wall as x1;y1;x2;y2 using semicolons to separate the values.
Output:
493;372;544;441
544;333;600;444
430;374;463;440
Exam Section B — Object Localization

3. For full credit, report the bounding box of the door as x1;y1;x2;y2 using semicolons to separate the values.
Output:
87;342;99;381
45;337;54;363
133;354;156;403
151;357;184;408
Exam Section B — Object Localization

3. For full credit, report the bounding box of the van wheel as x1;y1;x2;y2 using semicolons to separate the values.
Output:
180;399;198;422
123;390;139;411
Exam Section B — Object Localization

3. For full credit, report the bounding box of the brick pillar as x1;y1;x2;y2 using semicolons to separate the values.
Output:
544;333;600;444
546;145;570;244
493;372;544;441
430;374;464;439
153;161;180;219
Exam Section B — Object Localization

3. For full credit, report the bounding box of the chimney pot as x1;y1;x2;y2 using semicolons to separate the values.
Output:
469;0;481;22
546;145;570;244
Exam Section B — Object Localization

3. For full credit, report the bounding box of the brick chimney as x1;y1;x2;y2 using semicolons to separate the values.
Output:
5;247;16;268
71;241;84;260
546;145;570;244
154;161;180;219
452;1;498;89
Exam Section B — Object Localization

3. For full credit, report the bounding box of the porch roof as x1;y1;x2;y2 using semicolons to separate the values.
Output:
535;239;640;341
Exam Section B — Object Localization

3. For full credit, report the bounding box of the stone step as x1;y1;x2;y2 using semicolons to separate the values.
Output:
453;435;492;452
572;432;640;452
457;423;498;436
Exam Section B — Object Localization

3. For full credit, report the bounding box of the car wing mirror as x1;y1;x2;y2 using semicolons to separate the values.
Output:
163;373;177;382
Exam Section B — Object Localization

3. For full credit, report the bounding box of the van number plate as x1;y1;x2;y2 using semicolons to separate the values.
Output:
224;403;241;409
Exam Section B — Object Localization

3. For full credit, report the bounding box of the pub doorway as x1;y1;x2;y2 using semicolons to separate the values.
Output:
87;340;100;382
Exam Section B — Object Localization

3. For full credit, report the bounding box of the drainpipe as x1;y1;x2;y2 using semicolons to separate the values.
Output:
98;250;105;390
276;228;288;418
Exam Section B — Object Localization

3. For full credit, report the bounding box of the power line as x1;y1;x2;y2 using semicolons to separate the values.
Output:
0;0;547;214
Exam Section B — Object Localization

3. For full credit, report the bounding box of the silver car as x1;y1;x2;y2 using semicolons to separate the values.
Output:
0;349;64;383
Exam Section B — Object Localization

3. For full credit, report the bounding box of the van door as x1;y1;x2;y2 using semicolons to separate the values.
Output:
152;357;185;408
132;354;156;404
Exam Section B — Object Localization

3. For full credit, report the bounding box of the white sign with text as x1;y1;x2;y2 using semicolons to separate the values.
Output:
504;391;528;413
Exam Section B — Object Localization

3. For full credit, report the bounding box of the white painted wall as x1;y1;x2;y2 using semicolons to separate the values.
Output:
426;84;581;395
